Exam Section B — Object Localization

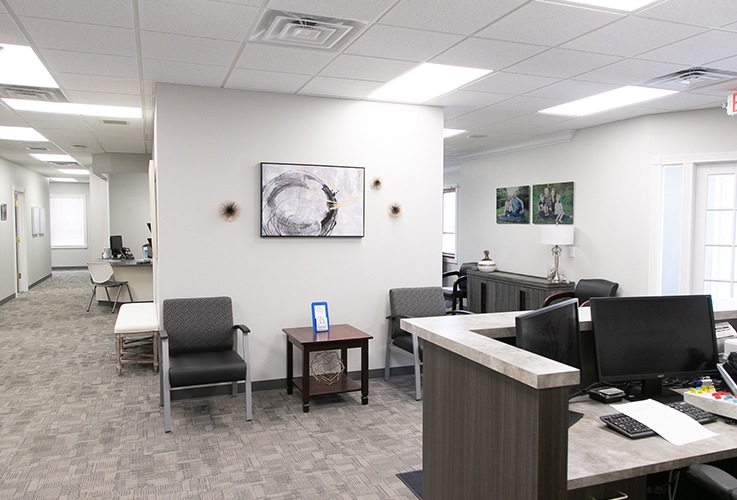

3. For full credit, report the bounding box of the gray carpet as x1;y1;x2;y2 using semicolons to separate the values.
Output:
0;270;422;499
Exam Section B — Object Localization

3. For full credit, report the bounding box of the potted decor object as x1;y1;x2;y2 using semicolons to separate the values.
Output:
478;250;497;272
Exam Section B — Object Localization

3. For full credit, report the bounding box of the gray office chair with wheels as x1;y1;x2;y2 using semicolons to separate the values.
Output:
384;286;472;400
687;464;737;499
159;296;252;432
86;261;132;313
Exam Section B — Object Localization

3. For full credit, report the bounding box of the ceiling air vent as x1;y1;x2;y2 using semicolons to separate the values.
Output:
48;161;81;167
26;146;50;152
250;10;366;51
642;67;737;91
101;119;129;125
0;84;68;102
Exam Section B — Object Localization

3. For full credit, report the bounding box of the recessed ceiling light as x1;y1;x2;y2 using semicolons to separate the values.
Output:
538;86;678;117
0;44;58;88
48;177;78;183
550;0;659;12
3;99;141;119
30;153;76;162
443;128;467;139
368;63;493;104
0;126;48;141
57;168;89;175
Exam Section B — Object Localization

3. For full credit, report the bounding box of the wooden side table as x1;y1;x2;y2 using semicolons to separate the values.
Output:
283;324;372;413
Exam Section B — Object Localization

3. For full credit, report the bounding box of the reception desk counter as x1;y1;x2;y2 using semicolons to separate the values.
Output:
95;259;153;304
402;308;737;500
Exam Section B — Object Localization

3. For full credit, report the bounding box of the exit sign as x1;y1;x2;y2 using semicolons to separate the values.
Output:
730;92;737;116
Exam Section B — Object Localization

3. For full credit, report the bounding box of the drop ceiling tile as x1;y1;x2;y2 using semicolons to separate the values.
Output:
574;58;684;86
6;0;134;28
431;38;547;71
344;24;463;62
506;48;622;79
225;68;312;93
477;1;622;47
142;59;229;87
140;32;241;66
138;0;259;41
65;90;142;107
527;79;618;100
487;94;564;114
20;17;137;57
379;0;529;35
427;90;510;108
562;17;705;57
639;30;737;66
0;14;29;45
636;91;728;111
319;55;414;82
464;71;559;95
55;74;141;95
265;0;396;21
217;0;262;6
237;44;336;75
298;76;381;99
42;49;139;79
637;0;737;28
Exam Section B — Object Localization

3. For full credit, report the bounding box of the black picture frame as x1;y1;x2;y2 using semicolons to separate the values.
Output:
260;162;365;237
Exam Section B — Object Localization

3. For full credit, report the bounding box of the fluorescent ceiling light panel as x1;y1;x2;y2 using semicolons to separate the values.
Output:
57;168;89;175
539;86;678;117
3;99;141;119
368;63;493;104
443;128;467;139
0;44;59;88
30;153;76;162
48;177;78;183
0;126;48;142
551;0;659;11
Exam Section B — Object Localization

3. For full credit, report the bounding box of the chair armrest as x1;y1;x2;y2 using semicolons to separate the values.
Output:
687;464;737;498
387;314;409;320
543;291;575;307
447;310;473;315
234;324;250;335
452;275;468;293
442;270;460;279
159;328;168;340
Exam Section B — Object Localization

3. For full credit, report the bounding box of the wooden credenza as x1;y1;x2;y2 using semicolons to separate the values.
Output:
467;270;574;313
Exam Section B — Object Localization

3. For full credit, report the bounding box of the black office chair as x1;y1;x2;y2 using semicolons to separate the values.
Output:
544;278;618;307
159;296;252;432
442;262;478;310
384;286;472;400
687;464;737;499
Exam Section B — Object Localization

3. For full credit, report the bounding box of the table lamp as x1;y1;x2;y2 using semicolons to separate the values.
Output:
540;224;574;283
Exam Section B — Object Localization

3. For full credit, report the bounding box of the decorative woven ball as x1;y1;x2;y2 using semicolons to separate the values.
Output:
310;351;345;385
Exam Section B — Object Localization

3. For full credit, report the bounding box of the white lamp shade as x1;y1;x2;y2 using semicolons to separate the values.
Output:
540;225;574;246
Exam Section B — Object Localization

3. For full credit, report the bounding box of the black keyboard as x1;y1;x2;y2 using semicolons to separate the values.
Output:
600;401;717;439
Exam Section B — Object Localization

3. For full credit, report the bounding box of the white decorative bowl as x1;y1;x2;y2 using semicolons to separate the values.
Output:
478;260;497;272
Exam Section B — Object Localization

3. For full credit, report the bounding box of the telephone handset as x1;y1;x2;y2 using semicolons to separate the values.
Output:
122;247;135;260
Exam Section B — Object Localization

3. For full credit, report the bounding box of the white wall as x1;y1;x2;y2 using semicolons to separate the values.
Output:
457;108;737;297
49;181;90;268
154;84;444;382
0;158;51;300
109;173;150;259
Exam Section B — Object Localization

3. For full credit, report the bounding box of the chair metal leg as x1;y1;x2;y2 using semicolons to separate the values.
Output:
86;286;97;312
246;367;253;422
412;334;422;401
111;285;123;313
163;382;172;432
384;321;393;381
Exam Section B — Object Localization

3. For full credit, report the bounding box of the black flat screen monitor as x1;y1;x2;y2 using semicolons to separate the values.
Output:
515;298;581;370
590;294;718;402
109;235;124;258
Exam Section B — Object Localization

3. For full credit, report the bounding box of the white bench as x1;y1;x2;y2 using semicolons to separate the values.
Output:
114;303;159;375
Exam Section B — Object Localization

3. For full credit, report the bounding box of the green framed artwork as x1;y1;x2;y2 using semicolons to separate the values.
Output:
496;186;529;224
532;181;574;224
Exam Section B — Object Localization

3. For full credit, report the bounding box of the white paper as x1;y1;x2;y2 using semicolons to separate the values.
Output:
611;399;717;445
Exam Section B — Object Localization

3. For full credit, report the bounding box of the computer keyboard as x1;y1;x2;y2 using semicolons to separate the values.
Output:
600;401;717;439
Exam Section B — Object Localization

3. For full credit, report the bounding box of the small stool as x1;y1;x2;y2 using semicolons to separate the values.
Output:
114;303;159;375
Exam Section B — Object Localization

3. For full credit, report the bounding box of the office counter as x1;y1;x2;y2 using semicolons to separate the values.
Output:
95;259;153;304
402;308;737;500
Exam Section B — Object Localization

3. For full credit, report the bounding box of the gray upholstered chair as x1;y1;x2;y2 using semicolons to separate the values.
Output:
86;261;132;313
384;286;472;400
159;296;252;432
543;278;618;307
442;262;478;310
687;463;737;499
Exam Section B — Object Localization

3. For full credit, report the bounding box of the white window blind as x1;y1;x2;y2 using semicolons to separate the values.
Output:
50;195;87;248
442;187;457;258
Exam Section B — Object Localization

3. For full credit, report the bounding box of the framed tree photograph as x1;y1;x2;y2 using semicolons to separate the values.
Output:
261;162;365;237
496;185;530;224
532;181;574;224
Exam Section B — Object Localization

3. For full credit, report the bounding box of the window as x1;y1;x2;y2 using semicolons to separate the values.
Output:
50;195;87;248
442;187;457;258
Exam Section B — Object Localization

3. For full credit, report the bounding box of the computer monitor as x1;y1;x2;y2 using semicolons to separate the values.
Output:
515;298;581;371
109;235;124;258
590;294;718;402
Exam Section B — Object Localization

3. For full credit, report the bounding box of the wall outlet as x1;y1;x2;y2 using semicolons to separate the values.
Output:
569;246;576;258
